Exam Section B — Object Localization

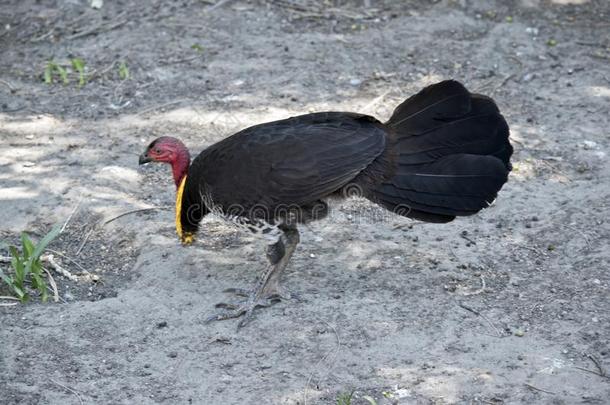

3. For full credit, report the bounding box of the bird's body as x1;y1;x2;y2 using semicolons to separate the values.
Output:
139;80;513;326
177;112;386;243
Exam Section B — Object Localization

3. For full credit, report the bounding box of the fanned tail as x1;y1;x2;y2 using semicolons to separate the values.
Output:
366;80;513;223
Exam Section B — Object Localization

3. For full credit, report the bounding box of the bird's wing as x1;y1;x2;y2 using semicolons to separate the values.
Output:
188;112;386;209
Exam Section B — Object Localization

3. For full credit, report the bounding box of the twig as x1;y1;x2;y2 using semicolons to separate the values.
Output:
458;301;480;315
0;255;80;283
45;249;88;274
30;28;55;43
458;301;503;337
0;295;20;306
510;137;525;148
524;383;555;395
76;228;94;256
1;105;26;113
576;41;608;48
159;54;204;66
587;353;606;377
61;199;83;233
573;353;609;379
50;378;84;405
42;254;79;282
43;267;59;303
574;366;610;379
66;12;128;40
207;0;237;12
460;233;477;245
517;243;545;256
103;206;170;226
492;74;515;93
0;79;16;92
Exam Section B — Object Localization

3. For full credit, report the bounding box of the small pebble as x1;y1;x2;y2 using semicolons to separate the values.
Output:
514;330;525;337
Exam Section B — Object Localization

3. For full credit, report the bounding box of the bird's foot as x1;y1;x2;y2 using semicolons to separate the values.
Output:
205;287;298;328
223;287;300;302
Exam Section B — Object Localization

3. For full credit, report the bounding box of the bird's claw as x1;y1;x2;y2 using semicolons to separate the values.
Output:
223;286;300;302
205;296;280;327
222;287;251;297
206;287;300;327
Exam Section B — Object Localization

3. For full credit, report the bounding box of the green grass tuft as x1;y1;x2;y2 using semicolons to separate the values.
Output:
0;225;61;303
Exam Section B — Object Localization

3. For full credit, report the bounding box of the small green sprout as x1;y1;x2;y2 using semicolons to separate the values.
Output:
0;225;61;303
118;61;130;80
44;60;69;85
191;43;204;53
70;57;86;87
337;391;354;405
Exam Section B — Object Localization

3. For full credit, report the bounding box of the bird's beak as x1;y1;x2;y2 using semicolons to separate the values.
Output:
139;152;152;165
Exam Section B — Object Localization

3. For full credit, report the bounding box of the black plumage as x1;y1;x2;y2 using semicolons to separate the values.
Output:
179;112;387;233
140;80;513;326
181;80;511;232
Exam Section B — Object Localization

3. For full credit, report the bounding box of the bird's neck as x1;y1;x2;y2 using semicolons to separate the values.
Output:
172;146;191;188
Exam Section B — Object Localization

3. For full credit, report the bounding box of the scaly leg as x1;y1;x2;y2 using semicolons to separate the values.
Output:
206;224;300;327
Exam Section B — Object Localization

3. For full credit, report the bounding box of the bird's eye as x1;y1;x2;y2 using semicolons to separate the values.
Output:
154;148;162;154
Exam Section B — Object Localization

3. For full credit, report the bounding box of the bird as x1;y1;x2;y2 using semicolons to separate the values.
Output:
139;80;512;327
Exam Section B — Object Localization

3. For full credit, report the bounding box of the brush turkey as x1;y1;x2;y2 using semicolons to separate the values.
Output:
139;80;512;327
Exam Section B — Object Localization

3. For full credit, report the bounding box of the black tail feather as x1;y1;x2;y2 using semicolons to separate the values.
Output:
366;80;512;222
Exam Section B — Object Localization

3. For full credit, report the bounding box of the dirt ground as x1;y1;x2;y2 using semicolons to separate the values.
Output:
1;0;609;404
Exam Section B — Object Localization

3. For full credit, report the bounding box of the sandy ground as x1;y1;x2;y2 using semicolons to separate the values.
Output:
1;0;609;404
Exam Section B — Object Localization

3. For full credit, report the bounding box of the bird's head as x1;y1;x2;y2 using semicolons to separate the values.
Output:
139;136;191;188
139;136;195;245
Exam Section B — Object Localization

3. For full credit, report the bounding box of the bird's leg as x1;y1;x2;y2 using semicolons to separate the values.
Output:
258;224;299;300
206;224;300;327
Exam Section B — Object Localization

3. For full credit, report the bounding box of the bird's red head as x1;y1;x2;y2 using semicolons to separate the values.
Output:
139;136;191;187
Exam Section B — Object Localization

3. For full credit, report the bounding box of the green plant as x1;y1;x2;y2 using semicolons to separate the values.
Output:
43;60;68;85
191;43;204;53
70;57;86;87
337;391;354;405
362;396;377;405
0;225;61;303
118;61;129;80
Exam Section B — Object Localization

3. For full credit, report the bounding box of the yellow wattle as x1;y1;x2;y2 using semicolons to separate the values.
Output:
175;176;194;245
